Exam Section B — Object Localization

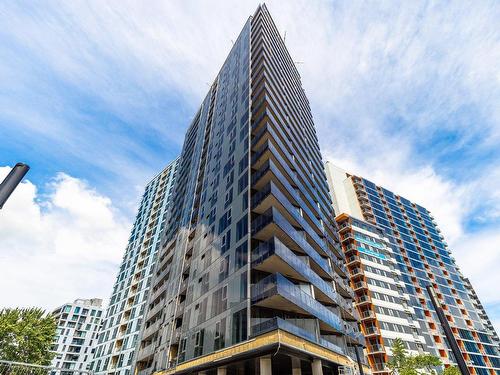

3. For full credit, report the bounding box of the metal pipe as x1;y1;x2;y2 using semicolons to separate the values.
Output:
426;285;470;375
0;163;30;209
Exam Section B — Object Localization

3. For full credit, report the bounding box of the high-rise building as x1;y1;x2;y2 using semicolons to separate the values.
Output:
463;278;499;345
325;162;500;375
51;298;104;374
335;213;425;374
134;5;366;375
91;159;179;375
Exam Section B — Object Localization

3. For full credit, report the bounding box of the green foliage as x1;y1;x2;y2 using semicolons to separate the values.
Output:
387;338;443;375
0;308;57;365
442;366;461;375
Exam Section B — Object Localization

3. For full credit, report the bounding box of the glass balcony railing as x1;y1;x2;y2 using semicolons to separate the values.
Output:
252;273;344;334
252;141;325;234
251;208;331;275
251;108;331;216
252;181;327;257
252;237;344;307
251;317;346;356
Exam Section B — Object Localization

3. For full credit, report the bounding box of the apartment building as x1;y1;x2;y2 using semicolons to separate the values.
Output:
91;159;179;375
326;162;500;375
336;214;428;374
134;5;366;375
51;298;103;374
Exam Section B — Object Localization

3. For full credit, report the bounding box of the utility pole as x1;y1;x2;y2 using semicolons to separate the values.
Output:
0;162;30;209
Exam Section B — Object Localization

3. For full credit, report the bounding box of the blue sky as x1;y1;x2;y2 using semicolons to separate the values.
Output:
1;0;499;333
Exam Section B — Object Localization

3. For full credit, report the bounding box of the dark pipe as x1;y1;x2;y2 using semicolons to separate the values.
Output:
426;285;470;375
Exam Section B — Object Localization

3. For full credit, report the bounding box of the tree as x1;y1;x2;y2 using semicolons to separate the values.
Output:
442;366;461;375
387;338;442;375
0;308;57;365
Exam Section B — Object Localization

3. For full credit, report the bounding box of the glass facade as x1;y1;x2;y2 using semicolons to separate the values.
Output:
91;159;179;375
326;163;500;375
135;5;365;375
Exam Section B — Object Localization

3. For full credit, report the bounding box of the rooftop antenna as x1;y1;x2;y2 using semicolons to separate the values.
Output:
283;30;287;43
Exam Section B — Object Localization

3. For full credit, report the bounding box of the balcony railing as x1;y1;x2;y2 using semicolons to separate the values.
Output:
251;317;345;356
364;326;380;336
368;344;385;354
360;310;376;320
253;237;344;308
251;208;331;275
252;273;346;335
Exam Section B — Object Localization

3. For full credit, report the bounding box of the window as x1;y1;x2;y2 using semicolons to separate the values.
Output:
239;153;248;174
221;231;231;254
219;256;229;282
224;188;233;209
193;329;205;357
218;209;232;235
214;318;226;351
232;308;247;344
238;173;248;193
235;241;247;269
211;285;228;317
236;217;248;241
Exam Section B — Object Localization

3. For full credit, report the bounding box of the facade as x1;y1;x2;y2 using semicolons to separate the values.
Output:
335;214;425;374
463;278;499;345
91;159;179;375
51;298;104;374
134;5;366;375
325;163;500;375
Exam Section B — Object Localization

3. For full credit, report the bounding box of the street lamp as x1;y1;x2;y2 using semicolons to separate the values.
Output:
0;163;30;209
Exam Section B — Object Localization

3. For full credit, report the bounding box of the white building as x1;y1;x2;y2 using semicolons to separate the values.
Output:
91;159;178;375
51;298;104;374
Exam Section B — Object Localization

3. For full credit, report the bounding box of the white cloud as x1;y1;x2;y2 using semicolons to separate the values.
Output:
0;166;130;311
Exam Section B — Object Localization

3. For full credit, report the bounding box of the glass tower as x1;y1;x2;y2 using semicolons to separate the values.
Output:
135;5;365;375
326;162;500;375
91;159;179;375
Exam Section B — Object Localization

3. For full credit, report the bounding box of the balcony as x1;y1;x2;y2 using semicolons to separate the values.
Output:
252;156;323;237
360;310;376;321
341;233;355;243
252;237;344;308
142;320;161;340
147;301;164;319
333;272;355;299
364;326;380;337
356;294;372;306
252;181;326;255
353;281;368;291
252;273;346;336
368;343;385;354
251;317;345;356
136;343;155;361
346;255;360;267
372;363;389;373
250;107;333;220
252;208;332;278
350;267;364;279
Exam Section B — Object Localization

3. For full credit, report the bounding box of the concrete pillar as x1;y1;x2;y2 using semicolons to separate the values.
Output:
312;359;323;375
292;357;302;375
217;367;227;375
260;355;272;375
